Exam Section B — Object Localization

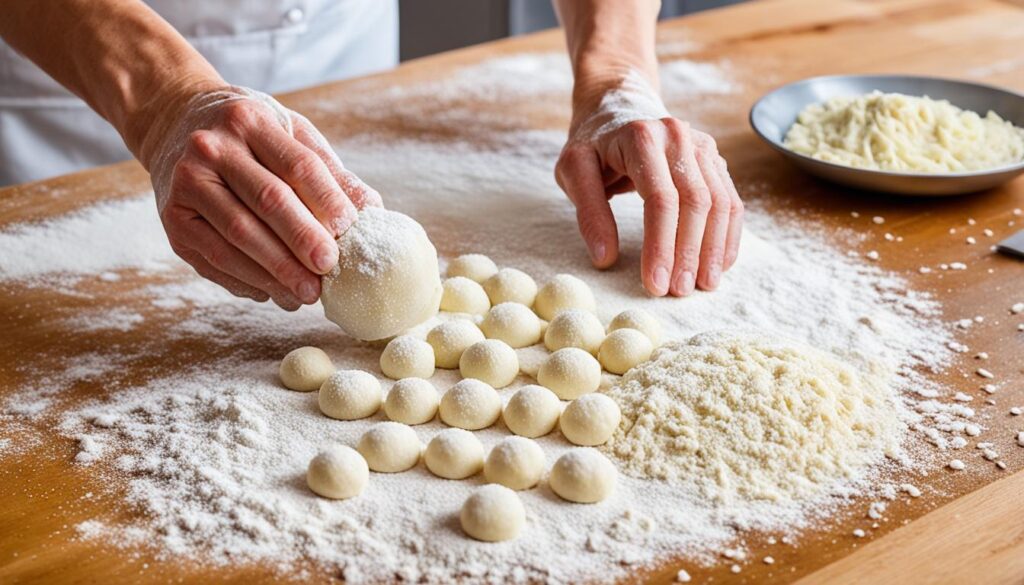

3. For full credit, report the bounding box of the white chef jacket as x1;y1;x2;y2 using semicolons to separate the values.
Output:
0;0;398;186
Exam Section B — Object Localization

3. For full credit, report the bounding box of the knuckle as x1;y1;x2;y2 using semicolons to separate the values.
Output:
290;223;325;255
270;255;303;284
186;130;220;161
730;197;745;218
221;100;257;129
253;182;290;217
624;121;657;149
680;187;712;213
224;214;253;245
286;152;322;184
644;192;678;216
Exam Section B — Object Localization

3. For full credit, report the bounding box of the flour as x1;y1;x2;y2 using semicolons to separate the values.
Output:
0;52;967;582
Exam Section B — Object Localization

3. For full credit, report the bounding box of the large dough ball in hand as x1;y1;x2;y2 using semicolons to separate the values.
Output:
321;207;442;341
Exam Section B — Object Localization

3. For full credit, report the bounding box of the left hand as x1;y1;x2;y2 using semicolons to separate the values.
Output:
555;76;744;297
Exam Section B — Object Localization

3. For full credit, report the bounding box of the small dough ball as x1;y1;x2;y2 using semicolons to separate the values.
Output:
384;378;439;425
483;268;537;306
484;436;545;490
279;346;334;391
446;253;498;283
598;328;654;375
534;274;596;321
307;445;369;499
424;428;485;479
480;302;542;348
440;277;491;315
503;385;562;438
608;308;661;346
460;484;526;542
426;320;485;369
537;347;601;400
319;370;382;420
321;207;442;341
549;449;616;503
439;379;502;430
543;309;604;354
560;394;621;446
380;335;435;380
357;422;422;472
459;339;519;388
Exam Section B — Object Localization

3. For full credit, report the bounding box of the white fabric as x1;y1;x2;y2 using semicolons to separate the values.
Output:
0;0;398;186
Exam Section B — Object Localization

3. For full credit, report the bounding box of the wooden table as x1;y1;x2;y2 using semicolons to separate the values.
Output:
2;0;1024;583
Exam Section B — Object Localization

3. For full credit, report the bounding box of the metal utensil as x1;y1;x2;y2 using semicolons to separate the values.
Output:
749;75;1024;196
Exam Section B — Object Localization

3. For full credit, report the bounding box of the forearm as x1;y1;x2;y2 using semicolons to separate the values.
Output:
0;0;224;165
554;0;661;118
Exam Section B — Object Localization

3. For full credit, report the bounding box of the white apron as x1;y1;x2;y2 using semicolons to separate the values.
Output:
0;0;398;186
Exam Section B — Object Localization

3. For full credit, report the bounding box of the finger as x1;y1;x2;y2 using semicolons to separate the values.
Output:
621;123;678;296
718;160;744;271
216;143;339;275
693;141;732;291
555;147;619;268
664;122;711;297
175;246;270;303
292;115;383;213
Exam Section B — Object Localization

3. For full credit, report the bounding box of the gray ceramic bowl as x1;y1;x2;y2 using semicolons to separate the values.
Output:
749;75;1024;195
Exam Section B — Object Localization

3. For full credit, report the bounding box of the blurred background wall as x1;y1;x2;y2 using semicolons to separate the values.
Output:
399;0;745;61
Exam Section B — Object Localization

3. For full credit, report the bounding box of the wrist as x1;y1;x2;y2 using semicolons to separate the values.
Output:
570;53;661;132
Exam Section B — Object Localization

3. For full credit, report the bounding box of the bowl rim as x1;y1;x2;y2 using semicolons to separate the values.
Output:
748;73;1024;179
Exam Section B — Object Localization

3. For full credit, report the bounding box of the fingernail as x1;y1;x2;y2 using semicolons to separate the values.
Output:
653;266;670;294
676;270;695;295
313;242;337;273
298;280;319;304
591;242;606;265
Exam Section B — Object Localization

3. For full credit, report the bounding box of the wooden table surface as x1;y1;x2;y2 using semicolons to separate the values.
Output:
2;0;1024;583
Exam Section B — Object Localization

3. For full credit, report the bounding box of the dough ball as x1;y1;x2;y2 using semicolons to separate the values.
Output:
306;445;369;500
426;319;485;369
549;448;617;503
598;328;654;375
318;370;382;420
484;436;545;490
384;378;439;425
483;268;537;307
424;428;485;479
446;253;498;283
608;308;661;346
480;302;542;348
356;421;422;472
503;385;562;438
560;393;621;446
459;339;520;388
534;274;596;321
537;347;602;400
439;379;502;430
279;346;334;391
543;309;605;354
440;276;491;315
380;335;435;380
321;207;442;341
460;484;526;542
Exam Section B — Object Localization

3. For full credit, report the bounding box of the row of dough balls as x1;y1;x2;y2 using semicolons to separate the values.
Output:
306;424;618;541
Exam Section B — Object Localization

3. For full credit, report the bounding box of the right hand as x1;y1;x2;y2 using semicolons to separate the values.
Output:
144;86;381;310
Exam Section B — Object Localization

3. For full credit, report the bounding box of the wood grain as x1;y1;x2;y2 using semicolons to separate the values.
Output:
2;0;1024;583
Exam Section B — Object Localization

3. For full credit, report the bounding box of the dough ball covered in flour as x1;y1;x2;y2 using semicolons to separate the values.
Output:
502;384;562;438
537;347;602;399
446;253;498;283
483;268;538;307
307;445;369;499
357;421;422;472
318;370;382;420
598;328;653;375
484;436;545;490
544;309;605;354
380;335;435;380
320;207;442;341
384;378;439;425
549;449;617;503
279;346;334;391
534;274;596;321
460;484;526;542
427;319;485;369
608;308;661;346
440;277;491;315
480;302;542;348
459;339;519;388
440;379;502;430
560;393;621;446
425;428;485;479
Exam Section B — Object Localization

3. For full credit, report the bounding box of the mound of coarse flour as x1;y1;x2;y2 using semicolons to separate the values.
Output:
604;330;906;503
